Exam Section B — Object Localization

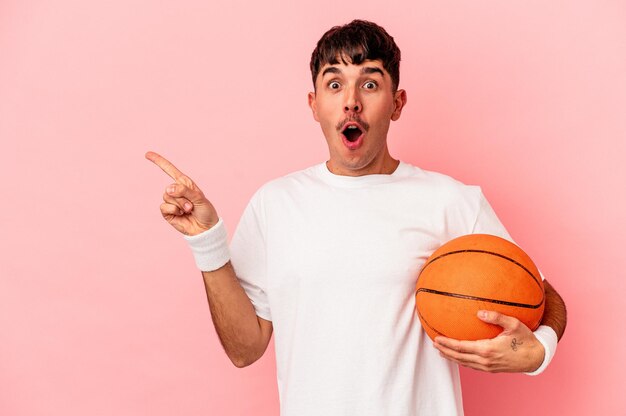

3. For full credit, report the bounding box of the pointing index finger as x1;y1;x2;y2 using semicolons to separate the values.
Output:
145;151;185;180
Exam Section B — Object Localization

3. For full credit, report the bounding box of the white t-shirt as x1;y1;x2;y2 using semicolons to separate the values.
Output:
230;161;513;416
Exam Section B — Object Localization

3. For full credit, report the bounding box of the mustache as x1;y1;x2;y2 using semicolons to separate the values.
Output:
336;116;370;132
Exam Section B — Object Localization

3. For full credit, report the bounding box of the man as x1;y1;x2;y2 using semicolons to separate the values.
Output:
147;20;566;415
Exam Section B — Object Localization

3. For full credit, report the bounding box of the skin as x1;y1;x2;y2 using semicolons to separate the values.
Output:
146;58;567;371
145;151;272;367
308;59;407;176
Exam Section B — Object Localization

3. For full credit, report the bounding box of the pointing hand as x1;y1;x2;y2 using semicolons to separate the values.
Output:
146;151;218;236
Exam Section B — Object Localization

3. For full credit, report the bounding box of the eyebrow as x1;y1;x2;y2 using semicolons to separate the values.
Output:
361;67;384;76
321;67;342;77
321;66;385;77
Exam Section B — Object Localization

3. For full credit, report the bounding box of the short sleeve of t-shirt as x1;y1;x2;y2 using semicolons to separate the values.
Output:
230;191;272;321
471;191;513;241
471;191;546;281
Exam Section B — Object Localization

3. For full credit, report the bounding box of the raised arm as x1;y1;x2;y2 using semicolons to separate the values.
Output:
146;151;272;367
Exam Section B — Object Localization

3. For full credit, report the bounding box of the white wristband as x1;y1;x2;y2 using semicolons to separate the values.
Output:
525;325;558;376
183;218;230;272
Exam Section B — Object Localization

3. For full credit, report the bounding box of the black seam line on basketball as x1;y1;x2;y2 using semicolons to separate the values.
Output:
416;309;443;338
416;288;544;309
419;249;544;294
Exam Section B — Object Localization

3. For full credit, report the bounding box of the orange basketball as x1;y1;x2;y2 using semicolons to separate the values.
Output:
415;234;544;341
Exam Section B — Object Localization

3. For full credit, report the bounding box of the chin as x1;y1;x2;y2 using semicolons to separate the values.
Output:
334;158;375;174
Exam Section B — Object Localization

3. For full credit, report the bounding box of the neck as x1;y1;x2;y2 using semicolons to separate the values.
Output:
326;155;399;177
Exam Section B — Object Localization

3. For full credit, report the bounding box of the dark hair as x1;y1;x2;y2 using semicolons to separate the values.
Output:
310;20;401;92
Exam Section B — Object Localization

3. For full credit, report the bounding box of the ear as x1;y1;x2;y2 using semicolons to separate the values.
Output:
391;89;407;121
308;91;319;122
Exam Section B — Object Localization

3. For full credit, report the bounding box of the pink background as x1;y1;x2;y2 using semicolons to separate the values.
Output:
1;1;625;415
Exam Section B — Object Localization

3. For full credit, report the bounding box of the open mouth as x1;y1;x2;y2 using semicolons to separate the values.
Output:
342;124;363;142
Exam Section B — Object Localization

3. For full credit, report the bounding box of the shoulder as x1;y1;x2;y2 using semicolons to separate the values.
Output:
397;162;483;201
261;164;321;190
247;164;324;204
398;162;494;236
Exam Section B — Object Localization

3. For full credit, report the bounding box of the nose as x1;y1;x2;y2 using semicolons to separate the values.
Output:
343;87;362;113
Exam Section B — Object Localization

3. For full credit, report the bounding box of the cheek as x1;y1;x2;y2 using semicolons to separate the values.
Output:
368;114;392;137
320;120;337;140
316;105;338;128
365;96;394;116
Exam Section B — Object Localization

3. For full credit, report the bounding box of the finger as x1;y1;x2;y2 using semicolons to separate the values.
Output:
434;342;491;370
435;336;471;354
160;202;184;217
145;151;185;181
163;192;193;213
434;336;489;355
477;310;519;331
165;182;204;204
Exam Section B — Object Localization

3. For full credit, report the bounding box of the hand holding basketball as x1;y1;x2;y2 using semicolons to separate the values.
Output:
146;151;219;236
433;310;545;373
415;234;545;341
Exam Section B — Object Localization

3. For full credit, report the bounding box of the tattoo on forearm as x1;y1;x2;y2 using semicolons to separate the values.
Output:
511;338;523;351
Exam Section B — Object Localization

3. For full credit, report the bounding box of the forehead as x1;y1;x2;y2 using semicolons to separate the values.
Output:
319;58;386;76
317;59;388;88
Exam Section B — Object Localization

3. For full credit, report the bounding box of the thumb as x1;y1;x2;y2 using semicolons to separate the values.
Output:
166;184;218;229
477;310;519;331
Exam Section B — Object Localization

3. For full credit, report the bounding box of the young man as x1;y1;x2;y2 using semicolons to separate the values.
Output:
147;20;566;416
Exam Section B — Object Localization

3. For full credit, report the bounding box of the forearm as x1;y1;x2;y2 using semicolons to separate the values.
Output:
146;153;272;367
202;261;272;367
541;280;567;341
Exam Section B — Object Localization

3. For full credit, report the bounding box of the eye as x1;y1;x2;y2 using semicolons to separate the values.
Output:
363;81;377;90
328;81;341;90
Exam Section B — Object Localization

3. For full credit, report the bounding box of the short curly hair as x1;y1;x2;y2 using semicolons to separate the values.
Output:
310;20;401;92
